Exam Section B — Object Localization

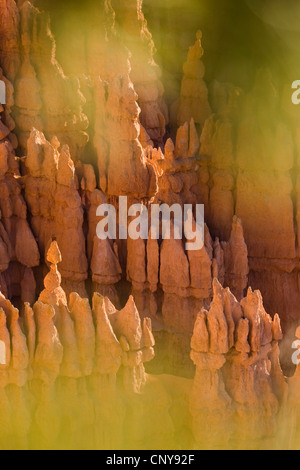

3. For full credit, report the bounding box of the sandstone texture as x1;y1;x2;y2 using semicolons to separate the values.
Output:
0;0;299;450
0;243;296;450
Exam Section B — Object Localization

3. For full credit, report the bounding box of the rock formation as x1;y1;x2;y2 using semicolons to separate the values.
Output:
197;67;300;334
78;162;122;304
112;0;169;147
0;0;300;450
0;0;89;156
24;128;88;297
0;243;158;449
190;280;287;449
0;68;39;304
174;31;211;130
0;242;299;450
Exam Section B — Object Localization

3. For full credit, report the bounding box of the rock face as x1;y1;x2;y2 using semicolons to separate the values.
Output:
88;6;160;200
190;280;287;449
0;242;299;450
0;0;89;156
0;0;300;450
174;31;211;130
24;128;88;297
93;69;158;200
0;243;157;449
0;69;39;304
234;72;299;329
78;163;122;303
193;63;300;332
112;0;169;147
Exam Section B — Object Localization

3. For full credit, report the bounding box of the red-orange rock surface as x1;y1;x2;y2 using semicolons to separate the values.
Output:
0;0;300;450
0;242;298;450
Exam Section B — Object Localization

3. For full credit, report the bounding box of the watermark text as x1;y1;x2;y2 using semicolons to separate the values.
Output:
292;80;300;105
0;80;6;105
96;197;204;251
